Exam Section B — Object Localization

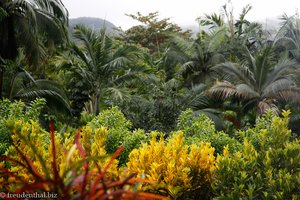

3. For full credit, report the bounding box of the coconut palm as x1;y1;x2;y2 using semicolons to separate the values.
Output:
55;25;146;116
0;0;68;98
210;45;300;117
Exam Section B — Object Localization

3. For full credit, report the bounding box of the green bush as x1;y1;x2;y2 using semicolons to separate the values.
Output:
0;98;46;155
213;110;300;199
177;109;242;155
88;106;147;165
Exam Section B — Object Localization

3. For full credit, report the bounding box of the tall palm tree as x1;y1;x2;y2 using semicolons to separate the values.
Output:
55;25;146;116
0;0;68;98
210;45;300;117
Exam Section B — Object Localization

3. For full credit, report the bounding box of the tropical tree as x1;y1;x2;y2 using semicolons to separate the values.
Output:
210;45;300;118
0;0;68;98
120;12;192;54
2;49;70;114
197;4;265;62
274;13;300;61
121;75;225;132
119;50;224;132
54;25;146;117
164;34;225;87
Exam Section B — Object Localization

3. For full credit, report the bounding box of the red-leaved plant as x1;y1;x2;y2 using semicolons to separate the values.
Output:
0;121;169;200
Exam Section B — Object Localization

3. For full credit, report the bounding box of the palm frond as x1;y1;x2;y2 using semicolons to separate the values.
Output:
207;27;228;52
15;79;70;113
181;84;209;109
37;0;69;23
17;16;46;67
209;81;237;99
70;42;91;68
236;83;259;99
257;99;279;115
274;36;298;49
105;87;130;103
73;24;98;66
210;80;259;100
274;87;300;103
35;10;68;44
263;59;298;90
212;62;255;86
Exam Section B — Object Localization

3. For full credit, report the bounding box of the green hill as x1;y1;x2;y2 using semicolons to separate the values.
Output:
69;17;119;34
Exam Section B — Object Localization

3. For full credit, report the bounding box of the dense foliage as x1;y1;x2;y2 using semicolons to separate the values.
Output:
127;131;215;199
1;1;300;199
177;109;242;154
1;100;300;199
213;110;300;199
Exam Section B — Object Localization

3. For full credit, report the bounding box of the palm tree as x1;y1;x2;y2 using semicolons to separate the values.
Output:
157;29;226;89
0;0;68;98
2;49;70;113
55;25;146;116
197;4;264;62
274;13;300;62
210;45;300;117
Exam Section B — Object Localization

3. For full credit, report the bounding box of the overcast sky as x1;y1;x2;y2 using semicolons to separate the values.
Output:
61;0;299;30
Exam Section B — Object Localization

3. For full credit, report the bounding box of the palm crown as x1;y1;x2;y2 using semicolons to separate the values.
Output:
210;45;300;115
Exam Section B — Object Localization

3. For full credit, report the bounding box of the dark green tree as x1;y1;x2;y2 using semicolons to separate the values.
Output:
54;25;146;117
0;0;68;98
2;49;70;114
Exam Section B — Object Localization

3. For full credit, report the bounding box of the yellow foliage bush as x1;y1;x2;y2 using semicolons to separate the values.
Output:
4;120;119;191
127;131;215;199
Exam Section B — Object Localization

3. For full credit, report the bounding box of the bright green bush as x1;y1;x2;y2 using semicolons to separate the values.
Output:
88;106;132;130
88;106;147;165
213;110;300;199
0;98;46;155
177;109;242;154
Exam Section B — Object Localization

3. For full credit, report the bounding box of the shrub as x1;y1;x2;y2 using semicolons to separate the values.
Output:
2;119;120;191
213;110;300;199
88;106;147;165
0;121;169;200
177;109;242;155
0;98;46;155
127;131;215;199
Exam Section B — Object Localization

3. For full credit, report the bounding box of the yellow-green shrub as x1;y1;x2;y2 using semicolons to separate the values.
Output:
127;131;215;199
0;98;45;155
87;106;147;165
177;109;242;155
213;110;300;199
3;120;119;191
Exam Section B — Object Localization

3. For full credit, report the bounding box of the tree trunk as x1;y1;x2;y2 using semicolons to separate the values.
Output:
95;94;100;115
0;16;17;99
0;66;3;99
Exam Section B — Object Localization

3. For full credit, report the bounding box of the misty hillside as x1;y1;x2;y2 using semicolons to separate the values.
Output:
69;17;119;34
